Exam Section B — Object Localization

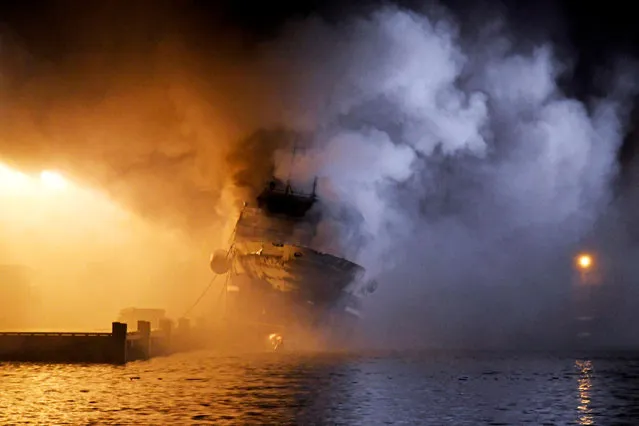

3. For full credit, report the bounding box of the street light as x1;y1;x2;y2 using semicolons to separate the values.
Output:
574;252;601;287
0;163;69;193
40;170;67;190
576;254;592;271
0;163;32;192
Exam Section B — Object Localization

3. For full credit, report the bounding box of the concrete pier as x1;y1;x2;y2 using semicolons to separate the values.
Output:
0;322;130;364
0;319;194;364
125;320;152;362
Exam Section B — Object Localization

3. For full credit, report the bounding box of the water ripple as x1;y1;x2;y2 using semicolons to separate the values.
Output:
2;350;639;424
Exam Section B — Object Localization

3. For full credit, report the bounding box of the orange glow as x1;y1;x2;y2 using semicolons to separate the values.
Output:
576;254;593;270
0;26;269;340
0;161;219;331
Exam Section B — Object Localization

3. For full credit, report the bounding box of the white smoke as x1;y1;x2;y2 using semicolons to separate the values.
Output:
258;5;636;347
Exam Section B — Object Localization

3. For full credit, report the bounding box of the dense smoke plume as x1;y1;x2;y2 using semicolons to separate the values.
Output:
259;7;630;265
253;6;638;348
0;2;637;347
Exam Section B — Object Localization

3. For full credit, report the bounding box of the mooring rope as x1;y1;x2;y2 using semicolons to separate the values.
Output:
181;274;219;318
181;244;236;319
181;206;245;319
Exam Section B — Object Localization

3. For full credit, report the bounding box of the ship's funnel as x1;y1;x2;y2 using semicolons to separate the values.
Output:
209;249;230;274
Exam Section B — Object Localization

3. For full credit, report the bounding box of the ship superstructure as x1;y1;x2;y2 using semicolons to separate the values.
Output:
210;177;377;348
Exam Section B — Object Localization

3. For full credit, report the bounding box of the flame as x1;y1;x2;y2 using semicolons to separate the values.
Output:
268;333;283;350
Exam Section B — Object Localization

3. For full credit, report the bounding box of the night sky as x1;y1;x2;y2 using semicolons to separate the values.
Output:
0;0;638;181
0;1;636;75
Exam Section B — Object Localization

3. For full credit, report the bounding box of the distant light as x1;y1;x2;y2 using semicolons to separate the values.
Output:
576;254;593;270
40;170;67;189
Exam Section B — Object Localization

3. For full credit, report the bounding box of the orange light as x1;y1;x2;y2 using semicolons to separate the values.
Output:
268;333;283;350
0;163;33;192
576;254;593;270
40;170;68;189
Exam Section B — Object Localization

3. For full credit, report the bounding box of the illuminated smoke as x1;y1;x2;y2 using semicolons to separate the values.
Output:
261;8;628;267
256;6;637;347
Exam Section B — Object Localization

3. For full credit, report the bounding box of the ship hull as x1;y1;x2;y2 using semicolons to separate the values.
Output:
222;243;366;350
213;200;375;350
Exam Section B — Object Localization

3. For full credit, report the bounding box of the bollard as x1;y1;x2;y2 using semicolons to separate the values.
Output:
111;322;128;364
137;320;151;360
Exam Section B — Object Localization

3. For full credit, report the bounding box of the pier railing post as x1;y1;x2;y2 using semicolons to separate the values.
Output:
137;320;151;360
111;322;127;364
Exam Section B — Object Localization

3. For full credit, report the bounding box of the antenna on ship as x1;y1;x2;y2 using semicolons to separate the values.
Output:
285;139;297;195
311;176;318;199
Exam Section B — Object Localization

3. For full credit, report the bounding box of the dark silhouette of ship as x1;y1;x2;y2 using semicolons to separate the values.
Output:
210;176;377;349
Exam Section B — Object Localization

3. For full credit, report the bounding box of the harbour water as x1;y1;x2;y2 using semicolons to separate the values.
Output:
2;349;639;424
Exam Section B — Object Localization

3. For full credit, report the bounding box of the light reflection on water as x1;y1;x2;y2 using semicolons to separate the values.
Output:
576;359;594;425
2;350;639;424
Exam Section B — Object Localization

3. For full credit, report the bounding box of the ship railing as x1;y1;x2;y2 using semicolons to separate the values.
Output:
0;331;112;337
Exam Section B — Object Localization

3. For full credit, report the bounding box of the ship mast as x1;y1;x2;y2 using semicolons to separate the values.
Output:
285;140;297;195
311;176;318;199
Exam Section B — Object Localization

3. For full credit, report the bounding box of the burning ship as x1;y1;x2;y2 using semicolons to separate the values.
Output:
209;177;377;349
